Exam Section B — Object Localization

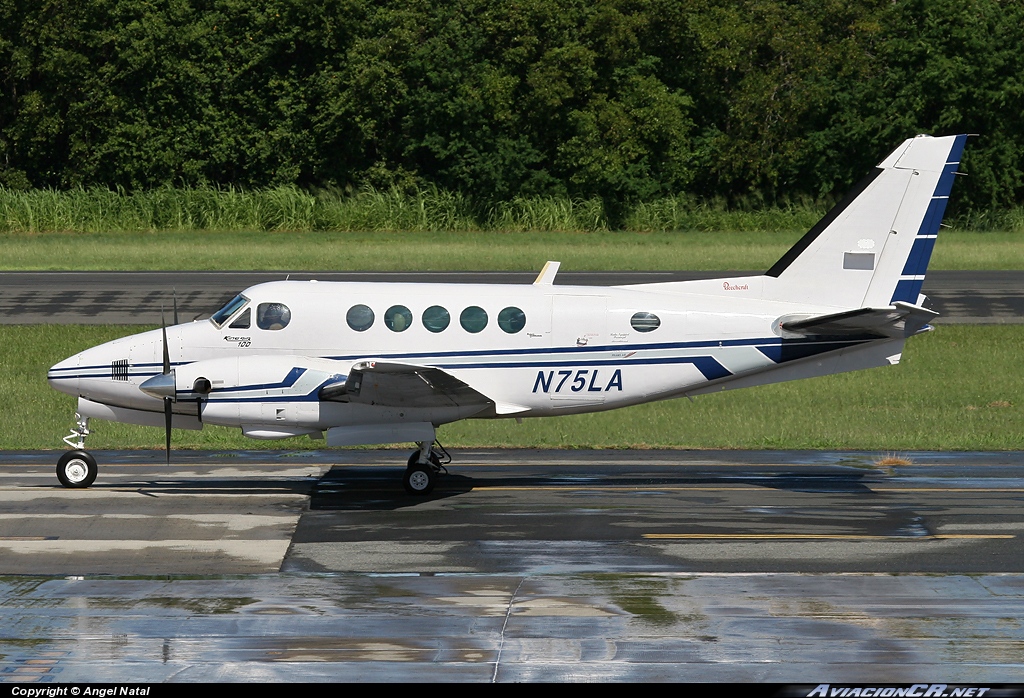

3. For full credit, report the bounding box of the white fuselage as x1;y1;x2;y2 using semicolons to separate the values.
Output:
47;276;900;439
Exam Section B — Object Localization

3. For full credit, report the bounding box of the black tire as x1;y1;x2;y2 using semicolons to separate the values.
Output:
403;464;436;496
56;450;97;489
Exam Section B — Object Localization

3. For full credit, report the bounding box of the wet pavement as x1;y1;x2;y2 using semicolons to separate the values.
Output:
2;573;1022;682
1;449;1023;682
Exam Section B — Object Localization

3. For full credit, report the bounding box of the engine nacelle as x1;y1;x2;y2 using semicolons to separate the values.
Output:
170;355;348;429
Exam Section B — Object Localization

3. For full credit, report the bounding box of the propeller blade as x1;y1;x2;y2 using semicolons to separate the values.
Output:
160;306;173;463
164;397;172;464
161;308;170;375
173;289;179;326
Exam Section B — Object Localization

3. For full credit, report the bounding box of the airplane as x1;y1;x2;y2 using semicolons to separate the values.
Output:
47;133;967;494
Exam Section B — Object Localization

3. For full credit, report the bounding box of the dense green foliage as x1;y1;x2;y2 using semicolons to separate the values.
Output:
2;0;1023;216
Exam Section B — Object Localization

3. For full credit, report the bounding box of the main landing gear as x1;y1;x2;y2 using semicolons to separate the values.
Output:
403;440;450;496
57;413;97;488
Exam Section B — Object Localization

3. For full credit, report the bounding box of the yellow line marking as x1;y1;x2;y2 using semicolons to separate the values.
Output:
642;533;1015;540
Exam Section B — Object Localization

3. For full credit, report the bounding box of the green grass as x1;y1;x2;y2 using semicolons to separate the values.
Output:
2;185;1023;271
7;325;1022;451
1;229;1021;271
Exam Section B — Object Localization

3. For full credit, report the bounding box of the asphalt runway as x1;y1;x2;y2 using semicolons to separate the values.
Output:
1;269;1022;324
2;449;1024;681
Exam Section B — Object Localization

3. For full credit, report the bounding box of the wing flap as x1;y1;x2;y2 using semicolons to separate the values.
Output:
319;360;493;409
779;301;938;338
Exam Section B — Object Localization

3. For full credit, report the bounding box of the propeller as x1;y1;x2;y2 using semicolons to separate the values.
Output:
162;308;172;463
139;306;176;464
140;296;213;461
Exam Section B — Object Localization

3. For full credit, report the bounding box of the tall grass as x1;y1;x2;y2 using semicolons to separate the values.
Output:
317;187;478;232
3;185;1023;234
485;196;608;232
947;206;1024;233
624;194;826;233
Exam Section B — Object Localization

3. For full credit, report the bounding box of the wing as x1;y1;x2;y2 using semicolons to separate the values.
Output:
779;301;939;339
318;360;494;410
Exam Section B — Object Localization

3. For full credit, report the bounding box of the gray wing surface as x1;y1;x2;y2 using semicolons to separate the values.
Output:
318;360;493;409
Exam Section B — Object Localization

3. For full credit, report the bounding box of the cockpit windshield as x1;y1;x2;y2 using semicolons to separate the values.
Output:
210;294;249;327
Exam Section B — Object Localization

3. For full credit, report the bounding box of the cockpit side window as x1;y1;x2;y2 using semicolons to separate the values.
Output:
228;307;251;329
211;294;249;327
257;303;291;330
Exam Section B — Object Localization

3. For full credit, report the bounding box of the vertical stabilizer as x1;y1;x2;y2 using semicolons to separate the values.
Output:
764;134;967;309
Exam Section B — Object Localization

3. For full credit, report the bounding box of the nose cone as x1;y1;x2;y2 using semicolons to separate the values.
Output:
48;353;81;396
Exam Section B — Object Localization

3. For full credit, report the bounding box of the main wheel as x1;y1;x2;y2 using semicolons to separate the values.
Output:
403;464;436;496
56;450;97;489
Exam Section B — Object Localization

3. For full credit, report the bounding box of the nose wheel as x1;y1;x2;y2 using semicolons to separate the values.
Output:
57;414;98;488
57;450;97;489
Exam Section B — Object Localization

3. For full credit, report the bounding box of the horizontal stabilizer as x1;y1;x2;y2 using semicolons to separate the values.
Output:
779;301;938;338
323;360;493;409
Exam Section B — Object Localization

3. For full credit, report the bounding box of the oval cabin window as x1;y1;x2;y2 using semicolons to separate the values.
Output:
422;305;450;333
385;305;413;332
630;311;661;333
347;304;374;332
497;306;526;334
460;306;488;333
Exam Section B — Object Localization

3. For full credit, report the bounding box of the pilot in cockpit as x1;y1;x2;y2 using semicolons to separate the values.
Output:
257;302;291;330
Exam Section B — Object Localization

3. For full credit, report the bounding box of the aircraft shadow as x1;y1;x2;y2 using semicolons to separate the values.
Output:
310;466;879;511
32;479;320;497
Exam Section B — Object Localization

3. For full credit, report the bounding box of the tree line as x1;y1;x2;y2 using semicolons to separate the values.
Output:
1;0;1022;218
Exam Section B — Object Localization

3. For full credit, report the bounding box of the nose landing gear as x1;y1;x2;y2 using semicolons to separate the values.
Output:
57;413;97;488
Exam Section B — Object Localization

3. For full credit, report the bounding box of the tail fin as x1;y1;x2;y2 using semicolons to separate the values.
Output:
765;134;967;309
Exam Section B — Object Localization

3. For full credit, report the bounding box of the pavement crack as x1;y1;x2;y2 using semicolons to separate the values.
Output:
492;575;526;683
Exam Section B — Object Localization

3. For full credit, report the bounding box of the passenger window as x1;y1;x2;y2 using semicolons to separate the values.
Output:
385;305;413;332
460;306;488;333
497;306;526;334
347;304;374;332
257;303;291;330
228;308;251;329
630;311;661;332
422;305;450;333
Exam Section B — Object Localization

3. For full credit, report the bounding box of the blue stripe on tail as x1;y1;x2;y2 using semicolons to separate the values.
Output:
890;134;967;304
